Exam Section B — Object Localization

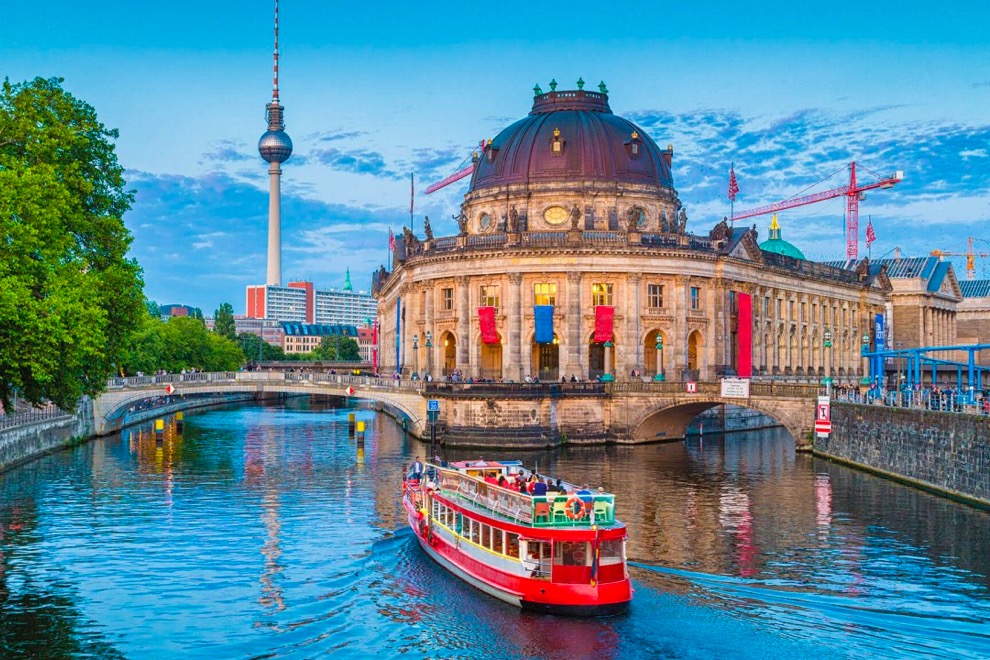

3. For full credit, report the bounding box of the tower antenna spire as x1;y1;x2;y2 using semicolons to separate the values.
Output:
272;0;280;102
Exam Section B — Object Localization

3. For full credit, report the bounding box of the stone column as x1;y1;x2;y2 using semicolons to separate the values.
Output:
672;275;687;378
706;280;719;380
456;276;471;375
566;272;583;377
625;275;642;378
508;272;523;382
424;283;434;376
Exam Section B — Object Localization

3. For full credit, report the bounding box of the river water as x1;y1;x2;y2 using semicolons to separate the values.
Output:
1;400;988;659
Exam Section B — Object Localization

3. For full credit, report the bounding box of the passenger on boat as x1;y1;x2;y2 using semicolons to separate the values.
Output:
547;479;560;493
555;479;568;494
577;484;593;505
497;475;508;489
411;456;424;479
532;478;548;497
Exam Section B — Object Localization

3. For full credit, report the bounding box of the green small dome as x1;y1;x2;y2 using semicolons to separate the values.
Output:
759;214;805;260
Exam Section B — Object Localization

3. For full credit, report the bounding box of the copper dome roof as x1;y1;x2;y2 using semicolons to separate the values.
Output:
468;89;673;193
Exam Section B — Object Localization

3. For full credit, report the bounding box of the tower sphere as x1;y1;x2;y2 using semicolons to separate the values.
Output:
259;130;293;163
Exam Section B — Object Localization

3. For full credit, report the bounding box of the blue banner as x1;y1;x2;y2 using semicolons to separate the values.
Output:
874;313;885;352
534;305;554;344
395;296;402;371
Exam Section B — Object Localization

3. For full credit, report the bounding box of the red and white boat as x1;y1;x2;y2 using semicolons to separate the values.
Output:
402;459;632;616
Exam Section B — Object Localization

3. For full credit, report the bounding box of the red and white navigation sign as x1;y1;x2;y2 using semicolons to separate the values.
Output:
815;395;831;436
686;381;698;394
164;384;176;395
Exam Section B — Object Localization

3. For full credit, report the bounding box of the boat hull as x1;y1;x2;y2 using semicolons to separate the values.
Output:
405;498;631;616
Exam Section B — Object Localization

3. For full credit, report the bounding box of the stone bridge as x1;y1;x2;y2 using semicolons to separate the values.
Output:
93;373;823;446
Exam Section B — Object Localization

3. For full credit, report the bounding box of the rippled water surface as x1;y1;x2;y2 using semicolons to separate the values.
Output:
1;400;988;659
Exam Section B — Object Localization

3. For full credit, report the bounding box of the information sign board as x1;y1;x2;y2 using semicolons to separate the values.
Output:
720;378;750;399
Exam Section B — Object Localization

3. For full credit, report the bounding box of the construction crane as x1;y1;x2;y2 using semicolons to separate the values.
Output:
931;238;990;280
732;161;903;261
424;140;486;194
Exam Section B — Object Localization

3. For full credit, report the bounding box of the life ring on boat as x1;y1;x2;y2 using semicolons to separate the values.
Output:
565;495;590;520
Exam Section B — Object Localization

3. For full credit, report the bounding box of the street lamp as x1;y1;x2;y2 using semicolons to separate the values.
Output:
412;334;419;377
654;333;665;381
823;328;833;396
861;331;872;386
425;331;433;377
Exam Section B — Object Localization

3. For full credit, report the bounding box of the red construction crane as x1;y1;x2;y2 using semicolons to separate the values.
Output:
931;238;990;280
732;161;903;261
424;140;486;194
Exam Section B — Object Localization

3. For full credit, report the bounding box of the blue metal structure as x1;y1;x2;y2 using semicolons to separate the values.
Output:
862;343;990;400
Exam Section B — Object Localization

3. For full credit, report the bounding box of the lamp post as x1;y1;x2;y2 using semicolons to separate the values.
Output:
412;334;419;378
654;333;665;381
823;328;833;396
425;331;433;378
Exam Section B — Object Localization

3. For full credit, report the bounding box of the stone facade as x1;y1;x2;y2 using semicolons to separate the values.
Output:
375;88;891;384
816;403;990;506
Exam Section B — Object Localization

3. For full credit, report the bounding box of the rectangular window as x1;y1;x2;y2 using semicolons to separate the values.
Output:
690;286;702;310
729;290;737;314
441;287;453;311
480;285;500;309
776;299;782;317
534;283;557;306
764;296;771;316
789;300;795;319
801;302;807;323
592;283;613;306
506;532;520;558
648;284;664;309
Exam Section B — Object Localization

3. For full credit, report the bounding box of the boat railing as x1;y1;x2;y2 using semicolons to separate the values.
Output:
433;465;616;527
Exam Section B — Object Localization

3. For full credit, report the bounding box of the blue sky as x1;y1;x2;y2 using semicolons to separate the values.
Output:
4;1;990;314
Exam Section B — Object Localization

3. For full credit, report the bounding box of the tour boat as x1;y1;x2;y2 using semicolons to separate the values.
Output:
402;459;632;615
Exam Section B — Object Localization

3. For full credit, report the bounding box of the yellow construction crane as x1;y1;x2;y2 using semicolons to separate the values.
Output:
931;238;990;280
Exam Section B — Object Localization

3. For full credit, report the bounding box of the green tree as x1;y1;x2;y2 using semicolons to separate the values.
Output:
312;335;361;361
145;299;161;318
235;332;285;362
0;77;145;409
213;302;236;340
119;316;245;374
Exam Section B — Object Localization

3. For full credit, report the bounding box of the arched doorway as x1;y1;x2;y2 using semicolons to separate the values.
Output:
440;332;457;376
531;334;559;381
687;330;703;377
644;329;668;379
588;333;616;380
480;335;502;381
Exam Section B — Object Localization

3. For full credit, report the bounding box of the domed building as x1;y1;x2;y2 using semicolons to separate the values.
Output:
759;214;806;260
373;83;891;391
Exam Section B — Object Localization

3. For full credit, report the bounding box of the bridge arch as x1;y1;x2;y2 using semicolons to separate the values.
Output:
629;398;803;444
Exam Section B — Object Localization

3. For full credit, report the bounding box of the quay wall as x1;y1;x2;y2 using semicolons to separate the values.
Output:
815;403;990;507
0;393;255;474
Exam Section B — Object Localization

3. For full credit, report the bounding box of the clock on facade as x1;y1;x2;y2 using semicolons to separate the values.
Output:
479;213;493;232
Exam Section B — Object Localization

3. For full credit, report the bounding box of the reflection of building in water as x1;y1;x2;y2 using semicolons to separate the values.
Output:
244;426;286;613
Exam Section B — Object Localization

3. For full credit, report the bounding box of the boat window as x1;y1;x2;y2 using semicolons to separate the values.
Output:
506;533;520;558
481;524;491;549
470;519;480;544
493;529;504;555
554;541;589;566
599;539;624;565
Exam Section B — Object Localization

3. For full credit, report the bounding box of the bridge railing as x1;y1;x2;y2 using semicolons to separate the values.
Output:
608;381;821;398
0;404;72;431
107;372;239;389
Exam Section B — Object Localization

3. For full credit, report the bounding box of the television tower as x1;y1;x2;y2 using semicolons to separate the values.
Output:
258;0;292;286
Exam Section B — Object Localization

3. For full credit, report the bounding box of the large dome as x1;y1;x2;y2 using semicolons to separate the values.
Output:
759;215;806;260
469;87;673;193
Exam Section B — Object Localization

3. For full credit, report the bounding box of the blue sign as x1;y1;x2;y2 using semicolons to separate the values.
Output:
875;313;885;351
428;399;440;412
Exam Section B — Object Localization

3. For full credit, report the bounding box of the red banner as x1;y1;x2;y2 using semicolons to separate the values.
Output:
594;306;614;343
478;306;499;344
737;292;752;378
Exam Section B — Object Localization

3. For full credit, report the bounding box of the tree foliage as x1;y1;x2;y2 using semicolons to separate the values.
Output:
235;333;285;362
0;77;145;410
120;316;245;375
312;335;362;361
213;302;236;340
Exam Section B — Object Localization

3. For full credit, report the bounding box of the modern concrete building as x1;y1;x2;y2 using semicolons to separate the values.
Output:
246;276;377;327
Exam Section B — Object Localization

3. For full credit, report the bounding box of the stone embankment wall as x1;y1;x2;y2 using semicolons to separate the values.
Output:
0;393;255;473
815;403;990;507
0;399;94;472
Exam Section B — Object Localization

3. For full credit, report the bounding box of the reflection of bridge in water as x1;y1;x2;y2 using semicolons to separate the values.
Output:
95;372;823;446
